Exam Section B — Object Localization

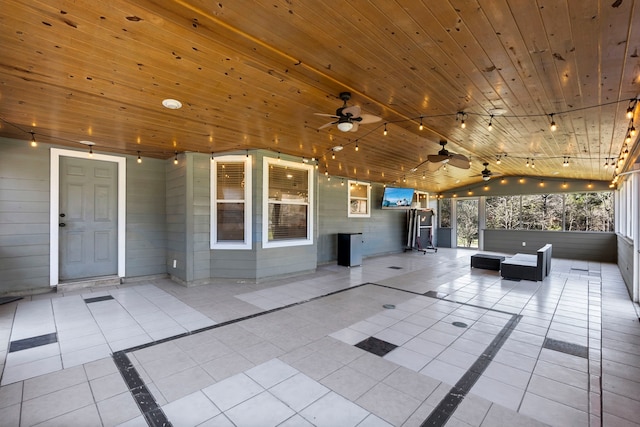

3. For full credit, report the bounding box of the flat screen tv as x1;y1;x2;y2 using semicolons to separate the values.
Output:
381;187;415;209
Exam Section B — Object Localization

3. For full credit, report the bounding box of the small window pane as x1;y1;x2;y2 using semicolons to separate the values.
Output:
268;204;308;240
217;203;245;241
217;163;245;199
268;166;308;202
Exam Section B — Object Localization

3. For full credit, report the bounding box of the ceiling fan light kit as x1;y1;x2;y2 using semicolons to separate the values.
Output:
316;92;382;132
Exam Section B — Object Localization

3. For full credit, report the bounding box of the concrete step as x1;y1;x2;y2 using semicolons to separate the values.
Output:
57;275;121;293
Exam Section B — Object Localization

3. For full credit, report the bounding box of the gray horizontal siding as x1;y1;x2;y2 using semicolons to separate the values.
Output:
0;138;51;293
484;229;617;262
126;156;167;279
318;180;406;264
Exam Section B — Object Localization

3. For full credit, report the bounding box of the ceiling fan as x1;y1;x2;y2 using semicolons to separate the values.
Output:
427;140;471;169
315;92;382;132
473;162;502;181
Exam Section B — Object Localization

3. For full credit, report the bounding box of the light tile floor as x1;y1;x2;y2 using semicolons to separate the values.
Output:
0;248;639;426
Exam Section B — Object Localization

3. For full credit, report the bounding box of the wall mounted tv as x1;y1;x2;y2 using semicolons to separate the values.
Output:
381;187;415;209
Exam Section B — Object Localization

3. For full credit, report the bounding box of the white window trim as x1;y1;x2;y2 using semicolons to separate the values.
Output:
347;180;371;218
262;157;314;248
210;155;252;250
414;190;429;209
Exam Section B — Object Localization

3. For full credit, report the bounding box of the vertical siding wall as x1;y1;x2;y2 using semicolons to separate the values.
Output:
617;235;634;296
126;156;167;278
0;138;50;293
483;229;617;262
317;180;407;264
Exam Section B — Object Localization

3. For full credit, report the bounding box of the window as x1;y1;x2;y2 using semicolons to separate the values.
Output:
210;155;252;249
413;191;429;209
439;198;451;227
348;180;371;217
485;191;614;232
263;158;314;247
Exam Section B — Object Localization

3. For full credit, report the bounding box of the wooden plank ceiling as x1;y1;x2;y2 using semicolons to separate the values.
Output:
1;0;639;192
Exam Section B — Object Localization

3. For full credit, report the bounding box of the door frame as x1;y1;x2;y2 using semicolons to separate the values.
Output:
50;148;127;286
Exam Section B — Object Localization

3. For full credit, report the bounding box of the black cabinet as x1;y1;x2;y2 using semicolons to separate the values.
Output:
337;233;363;267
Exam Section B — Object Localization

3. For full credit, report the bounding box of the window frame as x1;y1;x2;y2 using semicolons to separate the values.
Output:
347;180;371;218
210;155;252;250
262;157;314;248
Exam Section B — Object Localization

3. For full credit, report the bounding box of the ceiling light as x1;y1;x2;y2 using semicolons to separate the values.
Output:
630;124;636;137
162;99;182;109
174;151;178;164
337;120;353;132
627;99;637;119
137;151;142;164
487;115;494;131
549;114;557;132
383;123;388;136
482;175;490;182
29;132;37;147
419;116;424;131
332;145;344;152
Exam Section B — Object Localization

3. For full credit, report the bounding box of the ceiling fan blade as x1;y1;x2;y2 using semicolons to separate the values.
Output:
318;121;337;130
342;105;361;118
349;122;359;132
314;113;339;118
425;161;444;171
358;114;382;124
427;154;449;163
448;154;471;169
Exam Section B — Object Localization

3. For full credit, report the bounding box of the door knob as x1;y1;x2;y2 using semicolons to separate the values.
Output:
59;223;66;227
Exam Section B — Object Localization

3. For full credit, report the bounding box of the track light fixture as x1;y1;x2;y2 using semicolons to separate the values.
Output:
456;112;467;129
549;114;557;132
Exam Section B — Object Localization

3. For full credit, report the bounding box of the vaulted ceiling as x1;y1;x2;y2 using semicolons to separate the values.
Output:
1;0;639;192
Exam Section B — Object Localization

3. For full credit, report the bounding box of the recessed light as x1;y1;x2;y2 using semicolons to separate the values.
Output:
162;99;182;109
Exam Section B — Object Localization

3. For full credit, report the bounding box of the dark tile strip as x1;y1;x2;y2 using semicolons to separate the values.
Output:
543;337;588;359
355;336;398;356
421;314;523;426
84;295;115;304
9;332;58;353
112;351;171;427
